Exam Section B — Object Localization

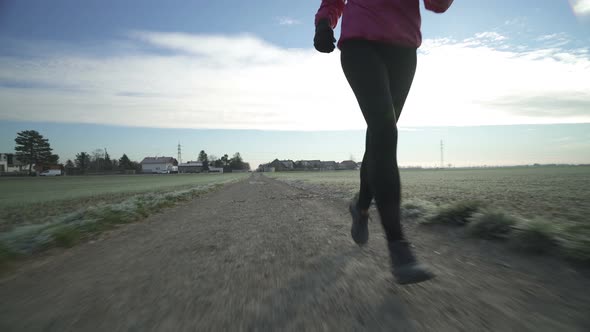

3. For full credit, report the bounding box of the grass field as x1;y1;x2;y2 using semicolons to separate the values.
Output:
0;173;250;206
267;166;590;224
0;173;249;262
2;167;589;264
0;173;249;231
267;166;590;262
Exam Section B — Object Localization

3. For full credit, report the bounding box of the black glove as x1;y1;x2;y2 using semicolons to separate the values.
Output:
314;18;336;53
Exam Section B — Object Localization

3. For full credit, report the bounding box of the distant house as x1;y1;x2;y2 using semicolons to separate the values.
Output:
141;157;178;174
269;159;294;171
279;160;294;169
0;153;28;173
258;164;275;172
339;160;358;170
321;161;337;170
178;161;204;173
295;160;322;170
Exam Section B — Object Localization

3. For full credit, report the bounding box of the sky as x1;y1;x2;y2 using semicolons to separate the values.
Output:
1;0;589;168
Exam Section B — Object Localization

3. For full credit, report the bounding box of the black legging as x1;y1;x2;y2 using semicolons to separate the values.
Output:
340;39;417;242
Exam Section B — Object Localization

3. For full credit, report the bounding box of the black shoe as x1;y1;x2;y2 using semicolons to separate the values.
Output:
349;198;369;245
388;241;435;285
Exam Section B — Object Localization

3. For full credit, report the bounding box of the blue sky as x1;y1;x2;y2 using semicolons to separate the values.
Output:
1;0;589;167
1;0;588;47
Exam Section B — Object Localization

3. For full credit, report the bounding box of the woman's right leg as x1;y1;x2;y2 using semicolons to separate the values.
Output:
340;39;404;243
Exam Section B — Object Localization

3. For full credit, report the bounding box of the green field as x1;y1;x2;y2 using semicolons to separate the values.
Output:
267;166;590;224
0;173;248;231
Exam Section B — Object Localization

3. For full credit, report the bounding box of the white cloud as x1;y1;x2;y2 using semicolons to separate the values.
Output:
277;17;302;26
1;31;589;130
536;33;567;42
535;33;571;48
504;18;527;26
408;38;590;126
474;32;507;42
570;0;590;15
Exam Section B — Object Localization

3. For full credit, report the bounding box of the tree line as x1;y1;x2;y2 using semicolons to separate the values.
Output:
196;150;250;171
11;130;250;174
67;150;141;173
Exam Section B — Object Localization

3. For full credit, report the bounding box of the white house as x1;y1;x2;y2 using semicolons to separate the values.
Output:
140;157;178;174
0;153;28;173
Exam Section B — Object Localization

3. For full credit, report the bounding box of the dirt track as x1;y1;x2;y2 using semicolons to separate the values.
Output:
1;174;589;331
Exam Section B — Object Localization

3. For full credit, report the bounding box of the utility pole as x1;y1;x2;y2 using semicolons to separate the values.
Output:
440;140;444;169
177;142;182;164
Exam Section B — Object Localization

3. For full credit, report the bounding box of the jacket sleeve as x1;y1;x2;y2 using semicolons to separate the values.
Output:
315;0;345;28
424;0;454;13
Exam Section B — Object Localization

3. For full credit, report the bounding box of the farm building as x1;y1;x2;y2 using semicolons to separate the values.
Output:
178;161;204;173
140;157;178;174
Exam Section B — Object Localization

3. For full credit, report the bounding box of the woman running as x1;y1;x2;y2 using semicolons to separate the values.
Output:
314;0;454;285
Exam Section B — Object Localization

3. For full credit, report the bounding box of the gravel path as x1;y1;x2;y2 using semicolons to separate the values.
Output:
1;174;589;331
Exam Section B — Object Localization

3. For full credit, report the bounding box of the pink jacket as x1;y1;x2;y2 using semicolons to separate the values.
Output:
315;0;454;48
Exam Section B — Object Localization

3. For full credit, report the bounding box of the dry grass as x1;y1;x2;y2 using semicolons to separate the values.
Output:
0;173;248;232
467;210;518;239
268;167;590;264
0;182;234;267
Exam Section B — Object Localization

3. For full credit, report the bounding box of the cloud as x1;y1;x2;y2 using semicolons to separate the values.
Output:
277;17;302;26
504;18;527;27
474;32;507;42
535;33;571;48
536;33;568;42
570;0;590;16
482;95;590;118
129;31;289;64
0;32;352;130
1;31;589;130
408;37;590;126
